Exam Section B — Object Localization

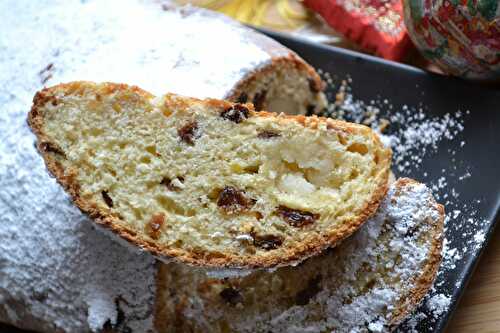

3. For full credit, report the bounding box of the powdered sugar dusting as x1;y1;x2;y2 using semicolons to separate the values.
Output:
426;294;451;317
0;0;279;103
317;71;490;331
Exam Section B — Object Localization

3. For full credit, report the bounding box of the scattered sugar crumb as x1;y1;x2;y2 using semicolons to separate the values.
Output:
426;294;451;317
472;230;486;250
318;72;489;332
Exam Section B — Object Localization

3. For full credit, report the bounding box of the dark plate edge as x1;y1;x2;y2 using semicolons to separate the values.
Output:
439;196;500;331
255;26;500;92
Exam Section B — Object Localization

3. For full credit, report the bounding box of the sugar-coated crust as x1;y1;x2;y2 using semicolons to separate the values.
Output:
162;4;325;103
174;5;325;100
389;178;445;328
28;81;391;269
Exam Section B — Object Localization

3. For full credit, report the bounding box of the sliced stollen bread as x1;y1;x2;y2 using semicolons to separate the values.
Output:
28;81;391;269
154;178;444;333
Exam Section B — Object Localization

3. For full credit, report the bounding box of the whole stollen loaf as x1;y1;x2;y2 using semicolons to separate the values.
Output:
11;0;326;115
0;0;326;331
28;81;391;269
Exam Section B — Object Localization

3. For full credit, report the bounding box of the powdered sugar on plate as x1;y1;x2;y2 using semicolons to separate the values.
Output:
317;70;489;332
319;73;466;174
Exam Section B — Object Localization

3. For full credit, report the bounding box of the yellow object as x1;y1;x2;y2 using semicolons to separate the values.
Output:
176;0;312;30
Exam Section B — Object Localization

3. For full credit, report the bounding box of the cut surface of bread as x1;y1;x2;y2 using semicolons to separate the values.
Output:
28;81;391;269
226;55;327;116
154;178;444;332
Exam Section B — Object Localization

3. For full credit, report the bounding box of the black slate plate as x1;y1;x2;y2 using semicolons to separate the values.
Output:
260;28;500;332
3;28;499;333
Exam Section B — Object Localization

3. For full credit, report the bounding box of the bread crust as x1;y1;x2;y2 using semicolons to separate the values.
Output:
28;81;391;269
225;53;325;101
388;178;445;328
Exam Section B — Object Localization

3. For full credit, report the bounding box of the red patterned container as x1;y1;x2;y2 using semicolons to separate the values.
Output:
403;0;500;79
304;0;414;60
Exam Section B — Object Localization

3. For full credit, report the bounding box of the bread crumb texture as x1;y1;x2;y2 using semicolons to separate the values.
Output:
29;81;391;268
154;178;444;333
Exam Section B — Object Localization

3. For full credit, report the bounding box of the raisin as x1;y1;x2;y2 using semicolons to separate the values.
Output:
365;279;376;290
103;300;129;332
252;90;267;111
254;211;263;220
161;177;172;188
236;92;248;103
295;275;322;305
41;74;53;84
257;130;281;139
404;225;418;238
114;307;129;333
219;287;243;306
306;104;315;116
39;63;55;85
146;213;165;240
102;191;113;208
32;290;48;302
277;206;319;227
39;141;65;156
308;78;320;93
252;233;283;250
177;120;199;145
216;186;254;214
38;63;54;74
220;104;250;123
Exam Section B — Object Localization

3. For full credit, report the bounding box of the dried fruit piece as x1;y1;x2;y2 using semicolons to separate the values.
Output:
39;141;65;156
39;63;54;75
32;290;48;302
236;92;248;103
257;130;281;139
295;275;322;305
252;90;267;111
39;63;55;85
277;206;319;227
252;233;283;250
216;186;254;214
102;190;113;208
219;287;243;305
308;78;320;93
220;104;250;123
146;213;165;240
253;211;263;220
177;120;200;145
306;104;315;116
